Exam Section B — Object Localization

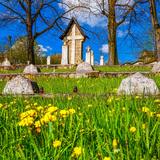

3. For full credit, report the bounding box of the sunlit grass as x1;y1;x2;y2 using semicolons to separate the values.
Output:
0;96;159;159
0;65;151;74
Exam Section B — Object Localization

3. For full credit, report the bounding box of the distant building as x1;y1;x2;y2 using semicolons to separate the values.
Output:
138;50;157;64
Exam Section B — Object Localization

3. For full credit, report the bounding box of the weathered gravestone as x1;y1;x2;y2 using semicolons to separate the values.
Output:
100;56;104;66
76;62;94;74
85;46;94;66
71;62;95;78
23;64;40;74
3;75;39;95
47;56;51;65
118;72;159;95
1;58;11;67
151;62;160;73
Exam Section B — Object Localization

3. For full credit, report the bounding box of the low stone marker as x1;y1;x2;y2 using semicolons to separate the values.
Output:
1;58;11;67
1;58;11;70
3;75;39;95
76;62;94;74
23;64;40;74
118;72;159;95
151;61;160;73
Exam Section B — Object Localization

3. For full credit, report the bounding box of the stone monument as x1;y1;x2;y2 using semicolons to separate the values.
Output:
23;64;40;74
91;50;94;66
117;72;159;95
100;56;104;66
47;56;51;65
151;61;160;73
85;46;94;65
60;17;87;65
3;75;39;95
1;58;11;67
76;62;94;74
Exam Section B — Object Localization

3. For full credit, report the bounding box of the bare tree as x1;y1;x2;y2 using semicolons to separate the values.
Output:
61;0;147;65
0;0;74;64
149;0;160;60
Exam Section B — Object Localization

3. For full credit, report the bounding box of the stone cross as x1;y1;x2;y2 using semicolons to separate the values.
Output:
100;56;104;66
67;25;84;64
47;56;51;65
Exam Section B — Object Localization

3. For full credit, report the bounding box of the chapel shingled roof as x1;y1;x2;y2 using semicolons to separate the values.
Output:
60;17;88;40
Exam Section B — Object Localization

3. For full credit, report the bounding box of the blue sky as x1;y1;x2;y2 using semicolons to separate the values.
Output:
0;1;159;64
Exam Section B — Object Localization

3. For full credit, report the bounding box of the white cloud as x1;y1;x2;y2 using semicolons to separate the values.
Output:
60;0;134;27
46;46;52;50
38;44;52;52
117;30;128;38
100;44;109;54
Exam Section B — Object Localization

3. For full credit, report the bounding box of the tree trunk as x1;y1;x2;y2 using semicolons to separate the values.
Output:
149;0;160;61
155;27;160;60
108;0;119;65
27;37;35;64
26;0;35;64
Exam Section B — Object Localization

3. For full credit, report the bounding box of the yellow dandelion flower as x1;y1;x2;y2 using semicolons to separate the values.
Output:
107;96;114;103
42;113;57;123
71;147;82;158
154;99;160;103
53;140;61;148
37;106;43;111
122;107;126;112
0;103;3;109
68;96;72;101
156;113;160;118
47;106;58;113
34;103;38;106
88;104;92;107
112;139;118;149
148;111;155;117
113;88;118;93
142;107;150;113
35;121;41;128
60;109;69;118
50;115;57;122
142;124;146;129
18;116;34;127
68;108;76;115
25;105;31;109
129;127;136;133
104;157;111;160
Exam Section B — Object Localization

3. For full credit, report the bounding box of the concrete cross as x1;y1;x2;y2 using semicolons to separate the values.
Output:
67;25;84;64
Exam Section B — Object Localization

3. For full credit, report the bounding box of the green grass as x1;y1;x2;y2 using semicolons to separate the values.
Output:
1;76;160;95
0;65;151;74
0;74;160;159
95;65;151;72
0;96;159;160
0;67;75;74
0;77;124;94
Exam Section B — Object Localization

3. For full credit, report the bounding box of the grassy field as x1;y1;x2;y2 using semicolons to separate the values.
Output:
0;95;159;160
1;76;160;94
0;72;160;159
0;65;152;74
